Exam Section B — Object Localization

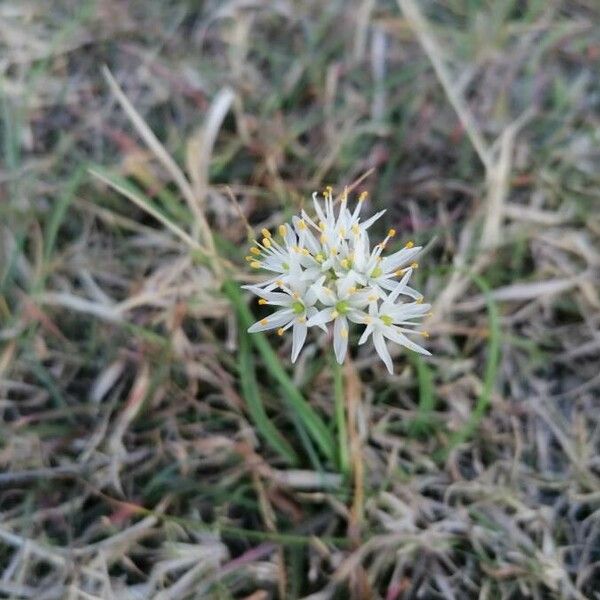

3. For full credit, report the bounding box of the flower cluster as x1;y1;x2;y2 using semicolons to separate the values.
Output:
243;187;431;373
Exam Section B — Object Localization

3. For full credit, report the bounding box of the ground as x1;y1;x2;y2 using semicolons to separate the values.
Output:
1;1;600;598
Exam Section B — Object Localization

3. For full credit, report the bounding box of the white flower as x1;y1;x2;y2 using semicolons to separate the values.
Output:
358;270;431;373
306;277;371;364
245;279;320;362
245;188;432;370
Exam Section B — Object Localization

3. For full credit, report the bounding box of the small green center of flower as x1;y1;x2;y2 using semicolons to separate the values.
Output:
335;300;350;315
282;262;289;270
380;315;393;326
370;266;382;278
292;301;305;314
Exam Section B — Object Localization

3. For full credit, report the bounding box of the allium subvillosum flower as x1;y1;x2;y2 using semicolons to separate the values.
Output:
244;187;431;371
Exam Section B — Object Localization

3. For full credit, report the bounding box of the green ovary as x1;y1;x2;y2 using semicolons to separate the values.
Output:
335;300;350;315
380;315;393;326
370;266;382;278
292;301;305;314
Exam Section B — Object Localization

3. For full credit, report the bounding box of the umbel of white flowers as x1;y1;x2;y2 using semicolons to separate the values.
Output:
243;187;431;373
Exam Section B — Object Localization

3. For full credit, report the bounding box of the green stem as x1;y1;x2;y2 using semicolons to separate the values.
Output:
331;355;349;476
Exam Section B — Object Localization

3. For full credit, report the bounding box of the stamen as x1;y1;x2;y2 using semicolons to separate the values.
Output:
364;316;373;324
405;240;414;249
411;262;419;269
341;328;348;339
249;247;260;256
421;331;430;338
359;191;368;203
298;219;306;230
331;310;339;318
250;261;261;269
262;238;271;248
318;221;326;231
416;296;424;304
261;228;271;239
388;228;396;238
278;224;287;237
368;294;378;302
276;279;284;287
351;224;360;235
259;318;269;325
277;328;285;336
258;299;268;305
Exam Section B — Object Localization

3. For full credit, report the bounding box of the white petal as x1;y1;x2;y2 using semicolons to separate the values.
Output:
291;323;308;362
373;331;393;374
247;309;293;332
358;324;374;345
333;316;349;364
359;209;386;230
383;326;431;355
386;268;413;303
382;246;421;272
307;308;334;327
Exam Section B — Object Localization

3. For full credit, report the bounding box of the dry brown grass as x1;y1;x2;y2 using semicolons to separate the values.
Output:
1;1;599;598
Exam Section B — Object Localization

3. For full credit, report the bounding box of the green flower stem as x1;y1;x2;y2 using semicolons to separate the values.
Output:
331;354;349;477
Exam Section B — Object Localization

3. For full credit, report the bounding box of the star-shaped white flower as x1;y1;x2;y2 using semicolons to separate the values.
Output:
244;280;321;362
306;277;371;364
358;271;431;373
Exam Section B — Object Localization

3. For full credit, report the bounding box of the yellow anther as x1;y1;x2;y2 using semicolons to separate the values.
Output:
340;259;350;269
278;224;287;237
359;191;368;202
249;246;260;256
318;221;326;231
320;234;328;244
416;296;424;304
301;248;309;256
426;312;433;317
261;228;271;239
245;256;254;262
368;294;378;302
250;261;261;269
277;328;285;336
276;279;284;287
394;269;403;276
262;238;271;248
340;227;346;237
388;228;396;238
342;187;348;202
405;240;414;249
351;224;360;235
258;298;268;305
421;331;430;338
259;318;269;325
348;286;357;294
411;262;419;269
324;185;333;196
331;310;339;318
341;328;348;339
297;315;307;323
315;253;324;263
298;219;306;230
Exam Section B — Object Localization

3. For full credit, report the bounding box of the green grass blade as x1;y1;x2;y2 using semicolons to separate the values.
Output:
407;354;437;437
223;279;335;463
238;330;299;465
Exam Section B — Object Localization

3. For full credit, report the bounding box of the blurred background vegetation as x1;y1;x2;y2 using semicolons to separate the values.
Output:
1;0;599;598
